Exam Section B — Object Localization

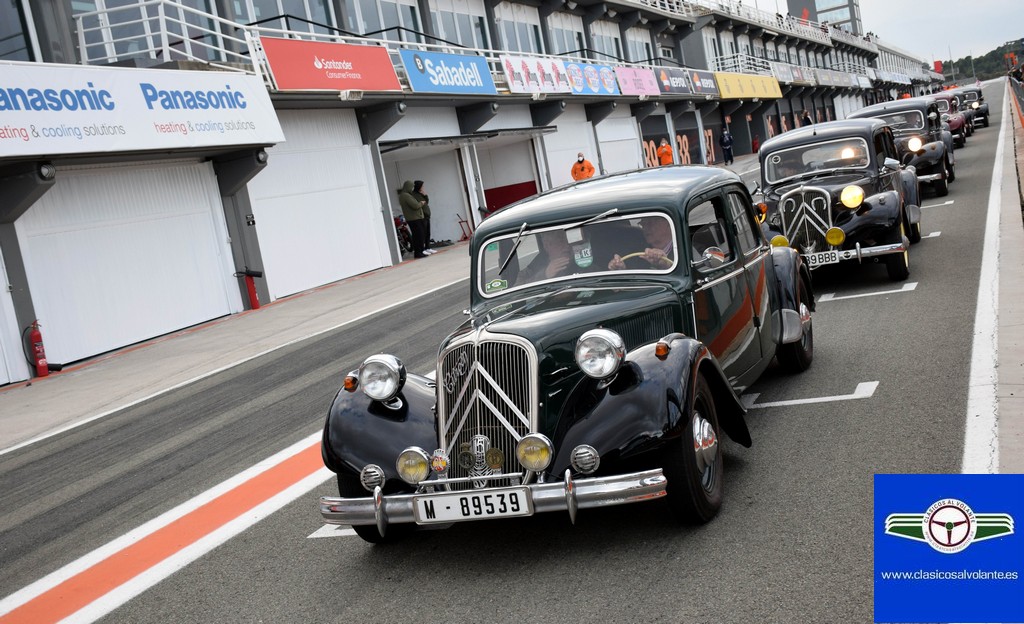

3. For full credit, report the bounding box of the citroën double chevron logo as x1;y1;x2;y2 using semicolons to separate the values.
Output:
885;498;1014;554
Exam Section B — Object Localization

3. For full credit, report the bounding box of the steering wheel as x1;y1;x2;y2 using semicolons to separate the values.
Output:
618;251;647;261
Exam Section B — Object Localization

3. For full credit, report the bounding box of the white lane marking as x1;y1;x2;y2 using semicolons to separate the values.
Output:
739;166;760;176
922;231;942;239
308;525;357;539
0;277;466;458
0;432;333;620
817;282;917;302
961;86;1007;474
743;381;879;409
921;200;955;209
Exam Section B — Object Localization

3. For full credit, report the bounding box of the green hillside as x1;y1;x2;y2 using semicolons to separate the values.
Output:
941;38;1024;83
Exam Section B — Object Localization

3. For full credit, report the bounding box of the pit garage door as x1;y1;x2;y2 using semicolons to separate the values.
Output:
247;110;389;301
15;160;240;366
596;108;643;174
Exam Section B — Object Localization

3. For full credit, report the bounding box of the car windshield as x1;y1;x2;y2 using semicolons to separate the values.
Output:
477;212;678;297
764;137;871;184
876;111;924;132
962;91;978;102
935;99;950;112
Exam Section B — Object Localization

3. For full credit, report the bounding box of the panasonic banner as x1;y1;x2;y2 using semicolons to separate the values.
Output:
0;61;284;159
399;50;496;95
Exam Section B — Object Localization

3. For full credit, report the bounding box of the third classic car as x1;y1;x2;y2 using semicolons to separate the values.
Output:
319;166;815;543
758;119;922;281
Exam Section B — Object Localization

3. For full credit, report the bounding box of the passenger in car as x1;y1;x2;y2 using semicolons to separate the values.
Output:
517;230;576;284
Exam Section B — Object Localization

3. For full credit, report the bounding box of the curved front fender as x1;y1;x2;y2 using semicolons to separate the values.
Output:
321;373;438;478
549;336;749;476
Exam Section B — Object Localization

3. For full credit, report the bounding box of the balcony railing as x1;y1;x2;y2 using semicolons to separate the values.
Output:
826;26;877;54
831;61;869;75
687;0;831;45
629;0;700;19
712;52;772;76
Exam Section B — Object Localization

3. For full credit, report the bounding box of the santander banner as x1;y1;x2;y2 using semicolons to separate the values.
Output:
260;37;401;92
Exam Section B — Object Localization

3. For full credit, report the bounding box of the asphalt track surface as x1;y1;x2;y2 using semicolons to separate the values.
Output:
0;82;1008;623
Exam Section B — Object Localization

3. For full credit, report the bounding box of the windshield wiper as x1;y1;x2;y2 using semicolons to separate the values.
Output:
578;208;618;227
498;222;529;276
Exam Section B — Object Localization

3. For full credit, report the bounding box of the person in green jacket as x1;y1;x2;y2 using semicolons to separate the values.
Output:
412;180;435;254
397;180;428;258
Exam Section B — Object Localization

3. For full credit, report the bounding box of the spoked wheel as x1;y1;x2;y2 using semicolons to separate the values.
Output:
663;375;723;525
777;276;814;373
886;222;911;281
337;474;415;544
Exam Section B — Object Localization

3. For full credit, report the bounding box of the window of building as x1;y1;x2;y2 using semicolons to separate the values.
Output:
495;2;542;53
546;11;584;55
0;0;32;60
625;26;652;62
590;20;621;61
430;0;488;47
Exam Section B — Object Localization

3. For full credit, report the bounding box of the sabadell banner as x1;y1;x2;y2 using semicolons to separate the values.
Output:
0;61;285;159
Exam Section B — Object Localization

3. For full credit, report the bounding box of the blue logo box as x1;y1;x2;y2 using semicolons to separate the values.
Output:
399;49;496;95
874;474;1022;623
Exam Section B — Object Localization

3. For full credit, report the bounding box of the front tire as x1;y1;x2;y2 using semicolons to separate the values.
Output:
337;474;415;544
776;276;814;373
886;223;910;281
663;375;723;525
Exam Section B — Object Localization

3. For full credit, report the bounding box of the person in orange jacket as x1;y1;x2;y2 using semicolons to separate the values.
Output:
571;152;595;181
656;137;674;166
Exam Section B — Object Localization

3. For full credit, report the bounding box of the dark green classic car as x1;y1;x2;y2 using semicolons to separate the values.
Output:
320;166;814;543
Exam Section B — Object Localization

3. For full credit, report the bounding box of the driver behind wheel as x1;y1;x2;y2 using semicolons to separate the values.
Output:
607;217;675;270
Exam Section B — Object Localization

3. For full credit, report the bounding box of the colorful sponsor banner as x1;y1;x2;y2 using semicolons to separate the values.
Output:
0;61;283;159
400;49;496;95
713;72;782;99
875;474;1023;623
688;70;719;97
814;68;835;86
564;61;619;96
789;66;817;86
260;36;401;91
654;67;692;95
499;55;571;94
614;67;660;96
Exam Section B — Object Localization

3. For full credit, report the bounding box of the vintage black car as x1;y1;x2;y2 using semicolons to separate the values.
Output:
931;92;969;147
848;97;955;196
952;85;990;127
758;119;921;281
319;166;815;543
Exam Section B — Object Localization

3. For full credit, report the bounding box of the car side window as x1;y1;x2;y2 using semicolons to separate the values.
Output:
726;192;760;255
873;132;887;165
687;196;735;266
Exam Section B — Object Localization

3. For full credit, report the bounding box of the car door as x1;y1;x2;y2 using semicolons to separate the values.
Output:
874;129;900;193
687;190;761;382
726;188;774;367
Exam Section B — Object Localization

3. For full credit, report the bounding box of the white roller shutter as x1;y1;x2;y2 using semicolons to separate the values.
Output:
596;109;643;174
16;160;239;366
543;105;598;187
248;110;388;300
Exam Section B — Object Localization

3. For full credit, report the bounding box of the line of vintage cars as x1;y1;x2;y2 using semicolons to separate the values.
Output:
317;87;987;543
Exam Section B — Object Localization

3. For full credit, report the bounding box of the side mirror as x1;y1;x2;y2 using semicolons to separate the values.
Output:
691;246;727;271
883;157;901;171
748;182;762;196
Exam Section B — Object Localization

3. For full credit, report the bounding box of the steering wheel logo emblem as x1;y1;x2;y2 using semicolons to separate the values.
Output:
885;498;1013;554
922;499;976;553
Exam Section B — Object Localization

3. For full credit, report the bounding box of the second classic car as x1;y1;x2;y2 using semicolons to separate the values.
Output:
320;166;815;543
847;97;955;196
758;119;922;281
930;91;968;147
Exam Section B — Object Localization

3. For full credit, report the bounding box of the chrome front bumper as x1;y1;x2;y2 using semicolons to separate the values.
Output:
917;173;943;182
320;468;667;534
836;241;907;263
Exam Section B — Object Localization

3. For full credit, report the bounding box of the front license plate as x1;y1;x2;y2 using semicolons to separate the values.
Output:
805;250;839;267
413;487;533;524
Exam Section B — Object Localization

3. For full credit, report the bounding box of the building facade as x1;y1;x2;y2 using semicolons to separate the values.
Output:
0;0;941;385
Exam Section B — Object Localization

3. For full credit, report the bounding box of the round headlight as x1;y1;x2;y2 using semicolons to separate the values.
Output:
574;329;625;379
770;234;790;248
516;433;554;472
907;136;923;152
396;447;430;484
840;185;864;209
358;354;406;401
825;227;846;246
971;101;980;109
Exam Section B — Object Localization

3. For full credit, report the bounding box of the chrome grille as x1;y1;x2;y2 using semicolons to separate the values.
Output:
780;186;832;254
438;334;537;490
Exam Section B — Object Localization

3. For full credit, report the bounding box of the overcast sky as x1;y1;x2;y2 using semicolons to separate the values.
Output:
856;0;1020;63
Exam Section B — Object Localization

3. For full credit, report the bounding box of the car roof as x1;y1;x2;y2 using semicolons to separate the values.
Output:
848;99;933;118
472;166;742;240
760;118;884;153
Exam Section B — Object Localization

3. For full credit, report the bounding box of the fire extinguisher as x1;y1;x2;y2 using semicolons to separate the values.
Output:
26;320;49;378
